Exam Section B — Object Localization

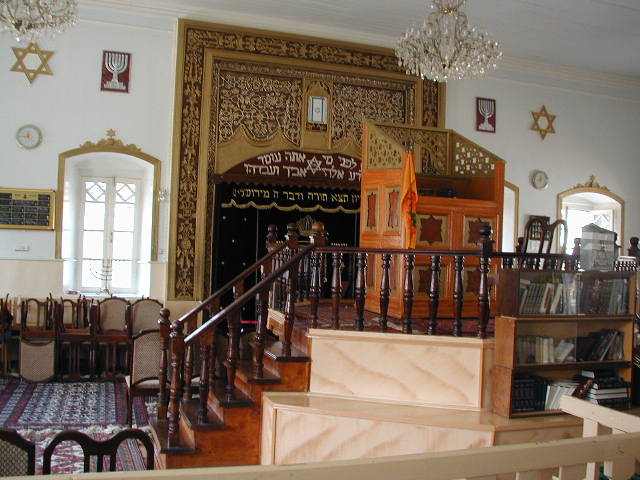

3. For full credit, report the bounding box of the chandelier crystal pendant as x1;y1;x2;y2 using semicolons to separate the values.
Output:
395;0;502;82
0;0;78;42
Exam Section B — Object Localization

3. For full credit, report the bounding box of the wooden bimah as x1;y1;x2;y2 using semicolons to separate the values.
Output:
360;122;505;319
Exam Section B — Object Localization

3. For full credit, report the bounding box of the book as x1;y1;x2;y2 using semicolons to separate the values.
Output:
554;338;574;363
549;283;564;314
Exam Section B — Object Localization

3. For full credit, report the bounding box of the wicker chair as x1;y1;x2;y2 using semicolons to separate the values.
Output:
0;428;35;476
55;297;92;379
125;329;161;426
42;428;154;473
91;297;130;378
129;298;163;335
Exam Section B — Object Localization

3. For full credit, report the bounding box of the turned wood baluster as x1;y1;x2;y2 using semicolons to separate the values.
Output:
452;256;464;337
515;237;525;268
354;252;367;331
503;255;514;269
182;319;195;401
477;224;493;339
331;252;343;329
225;283;243;402
283;260;299;356
427;255;441;335
308;222;326;328
379;254;391;332
167;320;185;447
402;254;415;334
253;262;271;378
209;299;221;384
197;331;212;424
157;308;171;420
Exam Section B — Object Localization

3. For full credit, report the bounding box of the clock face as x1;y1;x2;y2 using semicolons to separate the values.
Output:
531;170;548;190
16;124;42;149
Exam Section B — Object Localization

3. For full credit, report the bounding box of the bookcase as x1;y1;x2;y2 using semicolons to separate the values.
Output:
493;269;636;418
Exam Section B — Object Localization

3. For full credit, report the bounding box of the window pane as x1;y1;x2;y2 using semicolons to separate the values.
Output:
81;259;103;288
111;260;132;288
116;183;136;204
112;231;134;260
82;231;104;259
85;181;106;202
83;203;105;231
113;203;135;231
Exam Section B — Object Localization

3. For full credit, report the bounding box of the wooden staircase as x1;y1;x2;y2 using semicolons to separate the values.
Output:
151;337;309;468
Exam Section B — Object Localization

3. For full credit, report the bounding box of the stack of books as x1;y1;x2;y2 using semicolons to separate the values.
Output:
512;374;548;413
544;379;580;411
575;329;624;361
580;370;630;409
516;335;575;364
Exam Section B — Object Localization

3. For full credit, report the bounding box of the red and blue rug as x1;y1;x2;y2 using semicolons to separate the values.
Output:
0;379;155;473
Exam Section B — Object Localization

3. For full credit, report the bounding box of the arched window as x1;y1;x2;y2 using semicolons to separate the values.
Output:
557;176;624;253
56;134;160;296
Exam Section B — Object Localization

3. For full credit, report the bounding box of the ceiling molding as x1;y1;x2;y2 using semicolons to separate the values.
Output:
81;0;640;98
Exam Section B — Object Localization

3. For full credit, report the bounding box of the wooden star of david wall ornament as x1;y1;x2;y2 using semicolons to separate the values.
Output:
10;42;54;84
530;105;556;140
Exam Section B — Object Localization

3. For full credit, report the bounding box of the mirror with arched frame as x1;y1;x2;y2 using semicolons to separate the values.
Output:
556;176;624;254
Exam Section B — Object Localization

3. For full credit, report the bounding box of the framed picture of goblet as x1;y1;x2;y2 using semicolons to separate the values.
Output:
475;97;496;133
101;51;131;93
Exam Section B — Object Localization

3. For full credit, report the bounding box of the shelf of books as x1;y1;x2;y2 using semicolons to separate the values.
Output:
493;270;636;418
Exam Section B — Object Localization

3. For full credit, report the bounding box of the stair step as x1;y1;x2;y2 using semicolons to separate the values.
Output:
236;359;280;385
211;379;253;408
149;419;195;455
265;339;310;362
180;398;225;431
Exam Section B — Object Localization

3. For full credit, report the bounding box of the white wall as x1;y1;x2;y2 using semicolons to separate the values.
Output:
445;76;640;248
0;9;176;298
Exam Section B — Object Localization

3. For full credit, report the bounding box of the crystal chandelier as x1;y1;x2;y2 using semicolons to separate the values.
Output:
0;0;78;42
395;0;502;82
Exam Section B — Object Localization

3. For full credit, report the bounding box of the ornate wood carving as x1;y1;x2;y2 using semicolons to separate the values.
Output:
171;22;442;299
452;137;496;176
464;217;494;247
417;214;448;247
422;80;440;127
387;188;400;230
365;128;404;170
379;125;448;175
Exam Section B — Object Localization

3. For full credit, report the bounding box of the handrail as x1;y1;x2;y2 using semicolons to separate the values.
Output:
184;244;315;345
175;239;291;325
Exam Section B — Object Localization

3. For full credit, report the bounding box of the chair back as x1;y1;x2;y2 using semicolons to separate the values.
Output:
20;297;54;332
130;330;162;385
520;217;568;269
20;339;56;382
0;428;36;476
56;297;90;331
130;298;163;335
42;428;154;473
95;297;130;333
0;294;14;330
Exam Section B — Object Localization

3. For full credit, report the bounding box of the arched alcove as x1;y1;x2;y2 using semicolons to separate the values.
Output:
56;133;161;295
557;175;624;251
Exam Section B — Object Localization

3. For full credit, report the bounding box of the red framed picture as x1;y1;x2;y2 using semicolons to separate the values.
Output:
476;97;496;133
101;51;131;93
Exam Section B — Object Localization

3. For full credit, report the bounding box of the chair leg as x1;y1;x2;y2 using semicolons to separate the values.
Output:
127;386;133;427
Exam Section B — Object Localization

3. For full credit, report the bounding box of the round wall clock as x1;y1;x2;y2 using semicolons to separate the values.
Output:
531;170;549;190
16;124;42;149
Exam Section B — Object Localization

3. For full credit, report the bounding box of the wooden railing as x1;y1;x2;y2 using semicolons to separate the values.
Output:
32;431;640;479
156;221;585;449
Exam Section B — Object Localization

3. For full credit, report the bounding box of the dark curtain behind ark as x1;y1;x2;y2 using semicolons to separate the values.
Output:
212;182;360;320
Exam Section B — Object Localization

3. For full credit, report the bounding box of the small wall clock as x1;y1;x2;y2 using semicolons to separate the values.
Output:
16;124;42;149
530;170;549;190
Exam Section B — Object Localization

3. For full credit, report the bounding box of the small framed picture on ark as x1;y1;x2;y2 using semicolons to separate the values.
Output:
101;51;131;93
476;97;496;133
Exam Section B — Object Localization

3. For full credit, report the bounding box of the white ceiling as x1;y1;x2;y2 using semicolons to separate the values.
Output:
85;0;640;81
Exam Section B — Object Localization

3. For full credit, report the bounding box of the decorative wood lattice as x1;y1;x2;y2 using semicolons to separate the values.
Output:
452;136;496;177
365;128;404;170
379;125;448;175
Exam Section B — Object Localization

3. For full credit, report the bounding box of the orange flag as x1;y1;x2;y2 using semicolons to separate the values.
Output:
401;151;418;248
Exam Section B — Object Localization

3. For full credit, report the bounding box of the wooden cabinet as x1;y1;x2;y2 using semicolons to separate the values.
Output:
493;270;636;418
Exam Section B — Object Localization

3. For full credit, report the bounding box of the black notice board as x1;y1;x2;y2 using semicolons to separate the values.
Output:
0;188;55;230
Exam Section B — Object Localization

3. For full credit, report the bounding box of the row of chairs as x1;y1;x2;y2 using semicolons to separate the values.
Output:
5;295;162;379
0;427;154;475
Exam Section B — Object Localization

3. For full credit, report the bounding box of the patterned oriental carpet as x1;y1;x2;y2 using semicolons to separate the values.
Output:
0;379;154;474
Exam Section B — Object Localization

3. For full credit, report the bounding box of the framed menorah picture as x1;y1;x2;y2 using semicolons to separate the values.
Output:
101;50;131;93
475;97;496;133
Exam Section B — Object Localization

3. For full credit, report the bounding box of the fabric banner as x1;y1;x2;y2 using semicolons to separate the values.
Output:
401;152;418;248
218;183;360;214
